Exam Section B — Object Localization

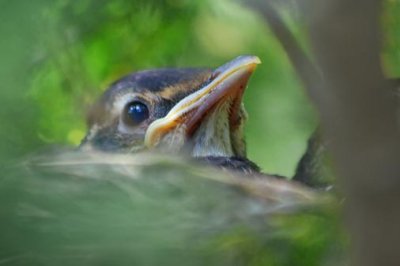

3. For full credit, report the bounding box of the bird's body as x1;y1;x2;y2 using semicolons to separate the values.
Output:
81;56;263;175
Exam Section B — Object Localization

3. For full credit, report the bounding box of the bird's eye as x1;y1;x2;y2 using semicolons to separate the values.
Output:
122;101;149;126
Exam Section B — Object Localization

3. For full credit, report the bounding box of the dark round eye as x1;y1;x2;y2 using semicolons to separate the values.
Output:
123;101;149;126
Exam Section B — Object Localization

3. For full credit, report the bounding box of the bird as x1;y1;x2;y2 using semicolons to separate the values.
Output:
80;55;264;175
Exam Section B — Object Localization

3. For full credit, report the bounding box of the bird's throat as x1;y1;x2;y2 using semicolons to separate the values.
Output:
191;101;235;157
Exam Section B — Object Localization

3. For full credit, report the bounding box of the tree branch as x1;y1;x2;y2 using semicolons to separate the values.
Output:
305;1;400;265
246;0;326;106
248;0;400;264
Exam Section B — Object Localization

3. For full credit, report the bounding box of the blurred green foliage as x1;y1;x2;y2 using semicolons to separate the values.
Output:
383;0;400;77
0;151;346;266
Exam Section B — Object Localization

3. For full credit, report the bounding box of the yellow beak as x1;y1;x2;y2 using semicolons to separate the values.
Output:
144;55;261;149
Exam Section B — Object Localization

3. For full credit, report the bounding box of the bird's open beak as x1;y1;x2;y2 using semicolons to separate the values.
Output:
145;55;261;149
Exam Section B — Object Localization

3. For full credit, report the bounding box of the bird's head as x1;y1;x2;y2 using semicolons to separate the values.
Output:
81;55;260;158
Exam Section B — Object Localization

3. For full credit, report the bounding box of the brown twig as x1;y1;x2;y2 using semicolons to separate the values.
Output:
246;0;326;106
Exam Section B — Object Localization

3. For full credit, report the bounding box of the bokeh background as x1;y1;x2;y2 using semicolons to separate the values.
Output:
0;0;399;174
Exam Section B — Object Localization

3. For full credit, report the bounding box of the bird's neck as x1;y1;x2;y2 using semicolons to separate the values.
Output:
190;103;235;157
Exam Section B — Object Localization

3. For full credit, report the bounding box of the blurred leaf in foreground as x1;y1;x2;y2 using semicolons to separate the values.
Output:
0;150;346;266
